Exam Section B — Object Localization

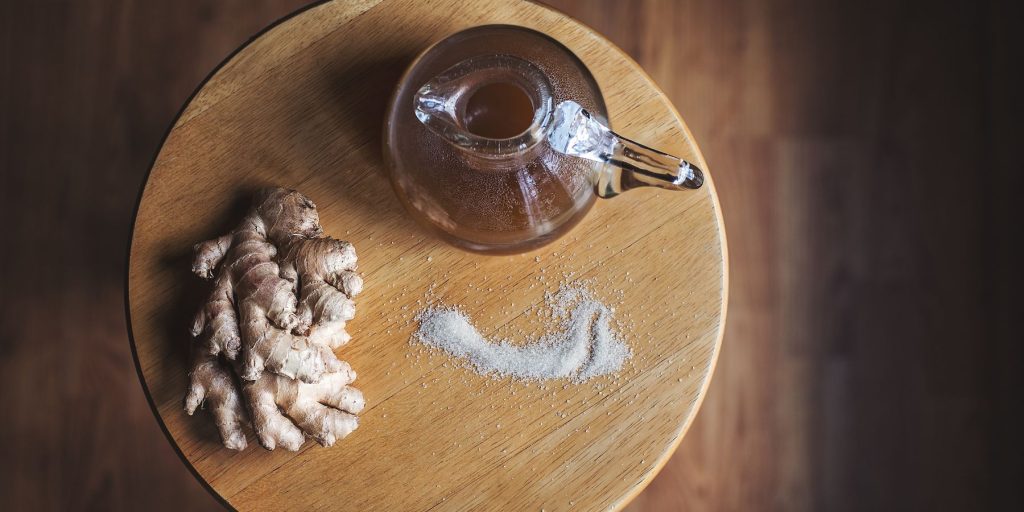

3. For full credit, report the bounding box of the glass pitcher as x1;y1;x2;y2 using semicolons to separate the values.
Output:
383;25;703;254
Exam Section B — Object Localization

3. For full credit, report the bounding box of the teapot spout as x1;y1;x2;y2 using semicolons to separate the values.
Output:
547;101;704;198
413;77;465;138
413;55;553;158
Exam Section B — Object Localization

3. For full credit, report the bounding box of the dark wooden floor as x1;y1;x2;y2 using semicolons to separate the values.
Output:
1;0;1020;510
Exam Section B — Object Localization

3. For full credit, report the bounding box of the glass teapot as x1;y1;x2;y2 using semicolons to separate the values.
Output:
384;25;703;254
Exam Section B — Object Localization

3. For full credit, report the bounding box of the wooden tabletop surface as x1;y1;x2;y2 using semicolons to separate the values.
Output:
126;0;725;510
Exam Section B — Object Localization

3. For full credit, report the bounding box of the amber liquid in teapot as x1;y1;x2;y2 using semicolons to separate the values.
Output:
464;82;535;139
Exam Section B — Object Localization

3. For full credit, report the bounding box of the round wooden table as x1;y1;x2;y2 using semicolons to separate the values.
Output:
127;0;728;510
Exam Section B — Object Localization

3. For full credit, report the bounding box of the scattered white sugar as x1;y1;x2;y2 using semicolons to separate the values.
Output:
411;282;630;382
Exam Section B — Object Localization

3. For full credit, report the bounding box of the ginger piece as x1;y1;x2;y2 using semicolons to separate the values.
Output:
190;273;241;359
184;346;364;452
236;300;346;383
281;237;363;348
190;188;347;383
244;361;365;450
184;350;247;451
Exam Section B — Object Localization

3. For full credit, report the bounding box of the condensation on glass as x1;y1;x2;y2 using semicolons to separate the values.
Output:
384;25;703;254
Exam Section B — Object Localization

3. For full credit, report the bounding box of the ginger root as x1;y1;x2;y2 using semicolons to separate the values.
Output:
185;348;365;451
190;188;367;383
244;362;364;450
184;187;365;451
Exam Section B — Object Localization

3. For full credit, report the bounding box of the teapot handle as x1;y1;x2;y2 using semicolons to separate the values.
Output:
547;101;704;198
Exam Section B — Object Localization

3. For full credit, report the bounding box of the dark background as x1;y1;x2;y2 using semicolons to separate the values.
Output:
1;0;1021;510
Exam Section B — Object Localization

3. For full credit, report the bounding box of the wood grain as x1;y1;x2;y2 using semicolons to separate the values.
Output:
127;0;725;510
3;0;1022;510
